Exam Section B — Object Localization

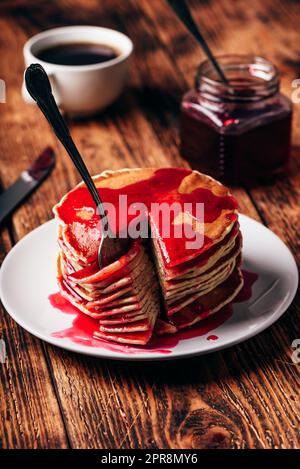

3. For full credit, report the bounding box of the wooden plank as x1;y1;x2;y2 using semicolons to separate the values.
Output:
120;0;260;219
45;0;268;449
241;0;300;256
0;16;69;449
0;0;258;449
47;0;290;449
0;230;69;448
140;0;300;448
0;0;299;450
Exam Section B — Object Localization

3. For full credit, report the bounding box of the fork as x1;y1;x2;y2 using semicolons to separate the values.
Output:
25;63;128;268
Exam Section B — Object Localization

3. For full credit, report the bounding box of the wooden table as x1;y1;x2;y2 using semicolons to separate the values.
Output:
0;0;299;449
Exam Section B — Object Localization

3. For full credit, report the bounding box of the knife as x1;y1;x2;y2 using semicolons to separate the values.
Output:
0;146;55;226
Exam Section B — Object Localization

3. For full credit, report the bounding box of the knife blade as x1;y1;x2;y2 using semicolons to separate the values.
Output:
0;146;55;225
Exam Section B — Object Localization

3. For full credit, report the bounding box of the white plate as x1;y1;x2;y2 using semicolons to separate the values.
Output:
0;214;298;361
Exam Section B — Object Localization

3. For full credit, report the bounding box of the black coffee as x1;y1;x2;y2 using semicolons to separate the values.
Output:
37;43;118;66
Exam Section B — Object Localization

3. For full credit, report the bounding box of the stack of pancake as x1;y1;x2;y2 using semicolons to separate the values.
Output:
53;168;243;345
151;218;242;331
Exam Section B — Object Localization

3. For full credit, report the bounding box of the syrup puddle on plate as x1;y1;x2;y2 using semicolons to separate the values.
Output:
49;270;258;355
207;335;219;341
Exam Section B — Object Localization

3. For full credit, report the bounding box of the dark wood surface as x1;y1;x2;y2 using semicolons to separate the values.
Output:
0;0;300;449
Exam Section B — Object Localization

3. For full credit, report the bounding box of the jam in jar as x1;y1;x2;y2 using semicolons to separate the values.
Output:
180;55;292;185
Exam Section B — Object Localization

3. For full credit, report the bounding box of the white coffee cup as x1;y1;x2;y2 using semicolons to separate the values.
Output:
23;25;133;116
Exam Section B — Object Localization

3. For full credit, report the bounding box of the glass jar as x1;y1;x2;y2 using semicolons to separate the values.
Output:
180;55;292;185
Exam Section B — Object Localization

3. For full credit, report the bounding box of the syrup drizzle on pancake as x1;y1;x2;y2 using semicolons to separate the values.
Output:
54;168;237;265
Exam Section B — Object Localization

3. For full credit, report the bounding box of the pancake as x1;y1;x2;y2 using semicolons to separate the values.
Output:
169;267;243;330
53;168;243;345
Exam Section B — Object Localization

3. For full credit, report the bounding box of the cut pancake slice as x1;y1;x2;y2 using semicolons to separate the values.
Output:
56;241;161;344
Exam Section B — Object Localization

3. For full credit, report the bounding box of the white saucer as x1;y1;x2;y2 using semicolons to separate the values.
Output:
0;214;298;361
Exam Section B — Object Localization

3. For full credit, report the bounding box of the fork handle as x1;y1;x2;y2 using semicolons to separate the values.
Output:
166;0;228;84
25;64;107;221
